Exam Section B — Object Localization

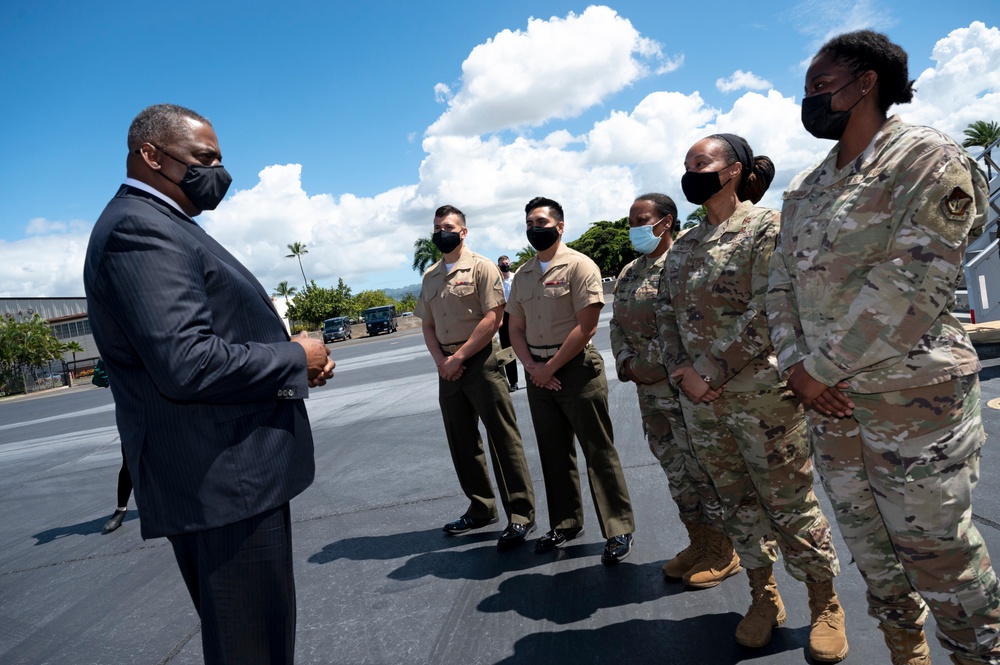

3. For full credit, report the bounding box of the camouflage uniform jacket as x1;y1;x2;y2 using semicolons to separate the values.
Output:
610;252;674;398
656;201;781;392
767;116;986;393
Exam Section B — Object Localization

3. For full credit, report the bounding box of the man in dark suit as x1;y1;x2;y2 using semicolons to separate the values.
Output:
84;104;334;664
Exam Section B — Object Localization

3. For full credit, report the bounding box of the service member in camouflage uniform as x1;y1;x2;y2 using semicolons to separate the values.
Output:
507;196;636;565
768;31;1000;665
658;134;847;662
416;205;536;551
610;192;739;587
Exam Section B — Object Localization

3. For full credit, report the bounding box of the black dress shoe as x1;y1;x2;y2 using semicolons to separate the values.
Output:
103;509;127;533
497;522;536;550
442;515;499;535
535;526;585;552
601;534;633;565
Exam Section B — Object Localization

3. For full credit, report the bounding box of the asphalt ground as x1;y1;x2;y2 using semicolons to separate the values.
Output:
4;315;1000;664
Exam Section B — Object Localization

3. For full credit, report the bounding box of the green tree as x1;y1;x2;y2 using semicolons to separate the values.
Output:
962;120;1000;179
352;289;396;319
273;280;298;305
566;218;637;276
510;246;536;271
285;242;310;288
285;280;351;328
412;236;442;274
63;340;84;364
0;313;64;394
398;292;418;313
683;206;706;231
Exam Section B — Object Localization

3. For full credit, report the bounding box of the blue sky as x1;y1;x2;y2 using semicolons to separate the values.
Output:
1;1;997;296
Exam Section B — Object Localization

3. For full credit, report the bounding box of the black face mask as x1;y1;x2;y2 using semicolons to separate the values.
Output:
801;75;864;141
681;168;732;206
498;263;510;273
526;226;560;252
150;146;233;211
432;230;462;254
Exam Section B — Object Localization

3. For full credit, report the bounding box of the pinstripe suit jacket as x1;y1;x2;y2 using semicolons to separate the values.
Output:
84;184;315;539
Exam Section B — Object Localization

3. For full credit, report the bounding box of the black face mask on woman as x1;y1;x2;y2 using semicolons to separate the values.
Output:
526;225;560;252
432;230;462;254
149;146;233;211
800;75;864;141
681;168;731;206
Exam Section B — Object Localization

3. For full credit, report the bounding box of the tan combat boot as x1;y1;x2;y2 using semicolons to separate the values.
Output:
735;567;786;648
878;624;931;665
806;580;849;662
682;525;742;589
661;522;704;579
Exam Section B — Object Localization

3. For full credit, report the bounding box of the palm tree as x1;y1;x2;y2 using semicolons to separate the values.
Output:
511;246;537;271
683;206;706;231
962;120;1000;179
412;236;442;274
62;341;84;364
285;242;309;288
273;281;298;304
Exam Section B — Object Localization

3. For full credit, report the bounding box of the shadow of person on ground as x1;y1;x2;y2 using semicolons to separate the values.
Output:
308;526;500;565
495;616;810;664
478;562;692;623
32;512;139;545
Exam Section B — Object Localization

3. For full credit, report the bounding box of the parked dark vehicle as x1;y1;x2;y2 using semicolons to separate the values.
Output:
363;305;397;336
323;316;353;343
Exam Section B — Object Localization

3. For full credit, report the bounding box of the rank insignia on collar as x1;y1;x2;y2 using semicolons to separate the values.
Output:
942;187;973;220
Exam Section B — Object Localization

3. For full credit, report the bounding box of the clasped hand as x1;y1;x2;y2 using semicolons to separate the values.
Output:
292;332;336;387
526;360;561;391
786;361;853;418
671;366;723;403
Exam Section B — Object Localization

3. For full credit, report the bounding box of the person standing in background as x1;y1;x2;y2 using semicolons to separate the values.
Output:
497;255;519;392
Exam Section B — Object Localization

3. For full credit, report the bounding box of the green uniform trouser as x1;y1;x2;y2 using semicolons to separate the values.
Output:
681;386;840;583
810;374;1000;662
439;340;535;525
637;384;724;528
526;345;634;538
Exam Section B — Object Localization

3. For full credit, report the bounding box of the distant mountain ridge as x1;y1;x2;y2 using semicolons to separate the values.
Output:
382;284;421;300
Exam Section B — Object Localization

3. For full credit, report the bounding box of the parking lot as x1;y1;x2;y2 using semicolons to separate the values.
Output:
4;313;1000;664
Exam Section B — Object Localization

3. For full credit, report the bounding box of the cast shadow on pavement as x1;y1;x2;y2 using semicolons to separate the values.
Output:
308;527;501;566
477;562;689;623
33;512;139;545
386;540;607;582
495;617;810;665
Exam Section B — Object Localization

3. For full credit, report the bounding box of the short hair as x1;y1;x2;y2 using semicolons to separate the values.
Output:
525;196;564;222
707;134;775;204
127;104;210;151
497;255;509;262
816;30;914;113
634;193;680;233
434;204;466;226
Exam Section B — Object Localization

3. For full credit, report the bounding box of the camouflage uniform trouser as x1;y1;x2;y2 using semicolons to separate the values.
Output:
636;383;724;528
680;386;840;582
809;374;1000;663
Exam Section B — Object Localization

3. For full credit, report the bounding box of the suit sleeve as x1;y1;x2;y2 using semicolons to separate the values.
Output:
91;214;308;403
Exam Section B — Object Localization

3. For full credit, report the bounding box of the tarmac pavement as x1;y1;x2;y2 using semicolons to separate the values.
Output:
4;313;1000;664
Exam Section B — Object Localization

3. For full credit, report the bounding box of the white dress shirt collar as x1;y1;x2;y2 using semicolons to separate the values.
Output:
123;177;189;217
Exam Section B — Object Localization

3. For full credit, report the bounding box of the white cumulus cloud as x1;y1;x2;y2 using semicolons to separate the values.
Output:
426;6;670;137
716;70;773;93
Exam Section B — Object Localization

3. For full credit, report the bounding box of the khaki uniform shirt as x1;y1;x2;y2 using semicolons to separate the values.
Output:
610;252;674;398
507;242;604;349
415;249;505;346
767;116;985;393
657;201;781;392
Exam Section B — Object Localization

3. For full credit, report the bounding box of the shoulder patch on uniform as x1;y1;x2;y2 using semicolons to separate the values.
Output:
587;274;599;290
493;275;501;287
942;186;973;221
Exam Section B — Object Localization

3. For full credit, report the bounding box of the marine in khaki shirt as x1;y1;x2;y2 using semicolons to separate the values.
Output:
415;205;536;550
507;196;635;565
